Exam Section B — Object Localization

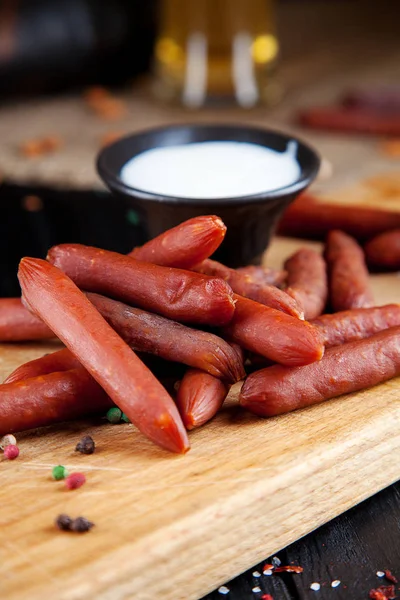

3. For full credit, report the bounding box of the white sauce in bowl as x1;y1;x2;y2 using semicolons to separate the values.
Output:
120;140;300;199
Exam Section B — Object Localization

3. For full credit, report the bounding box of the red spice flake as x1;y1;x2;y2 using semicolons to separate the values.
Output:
19;136;63;158
369;585;396;599
84;86;127;121
261;595;274;600
262;563;274;571
65;472;86;490
384;570;398;584
100;131;124;147
4;444;19;460
274;565;303;574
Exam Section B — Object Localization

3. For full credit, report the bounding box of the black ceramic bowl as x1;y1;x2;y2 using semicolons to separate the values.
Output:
97;124;320;267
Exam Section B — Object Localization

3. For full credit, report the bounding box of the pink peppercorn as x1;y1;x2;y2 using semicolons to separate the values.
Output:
4;444;19;460
65;472;86;490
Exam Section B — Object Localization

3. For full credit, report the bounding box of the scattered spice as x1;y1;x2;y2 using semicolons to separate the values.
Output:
274;565;304;574
84;86;127;120
369;585;396;599
55;514;94;533
261;595;273;600
55;514;73;531
218;586;230;595
252;571;261;578
0;434;17;449
331;580;341;588
377;571;386;578
384;570;398;584
380;139;400;158
121;413;131;423
106;407;122;424
19;136;63;158
271;556;281;567
262;564;274;572
263;568;273;576
310;582;321;591
101;131;124;147
75;435;95;455
65;472;86;490
252;586;261;593
70;517;94;533
4;444;19;460
52;465;69;480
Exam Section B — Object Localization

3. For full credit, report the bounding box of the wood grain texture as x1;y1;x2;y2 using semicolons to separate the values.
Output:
1;238;400;600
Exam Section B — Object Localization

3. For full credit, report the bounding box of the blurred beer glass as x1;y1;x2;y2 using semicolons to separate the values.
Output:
153;0;280;108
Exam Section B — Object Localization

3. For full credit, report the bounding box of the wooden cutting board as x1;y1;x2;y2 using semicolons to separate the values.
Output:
1;237;400;600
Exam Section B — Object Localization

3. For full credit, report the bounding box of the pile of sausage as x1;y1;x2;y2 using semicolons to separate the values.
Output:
1;215;400;454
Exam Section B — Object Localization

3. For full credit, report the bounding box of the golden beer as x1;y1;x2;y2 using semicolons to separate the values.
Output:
154;0;279;107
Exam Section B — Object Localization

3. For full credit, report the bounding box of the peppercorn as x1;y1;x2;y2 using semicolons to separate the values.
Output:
121;413;131;423
4;444;19;460
55;514;73;531
52;465;69;480
70;517;94;533
75;435;95;455
0;434;17;449
65;472;86;490
106;407;122;423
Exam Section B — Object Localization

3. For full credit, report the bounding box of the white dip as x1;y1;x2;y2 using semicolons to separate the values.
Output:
120;140;300;199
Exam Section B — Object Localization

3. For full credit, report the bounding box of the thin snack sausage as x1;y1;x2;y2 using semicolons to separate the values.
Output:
285;248;328;320
0;368;113;435
325;230;374;311
278;193;400;242
4;348;80;384
194;259;303;318
299;107;400;137
47;244;235;327
240;326;400;417
222;295;324;366
18;258;189;454
0;297;54;341
365;229;400;270
176;369;230;430
235;265;287;288
87;293;245;383
129;215;226;268
312;304;400;348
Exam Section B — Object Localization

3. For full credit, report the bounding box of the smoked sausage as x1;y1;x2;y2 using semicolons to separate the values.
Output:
240;326;400;417
18;257;189;453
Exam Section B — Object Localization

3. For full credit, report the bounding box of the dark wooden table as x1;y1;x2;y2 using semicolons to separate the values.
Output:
202;481;400;599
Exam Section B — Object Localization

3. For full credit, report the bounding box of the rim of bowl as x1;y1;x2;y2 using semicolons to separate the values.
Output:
97;123;321;206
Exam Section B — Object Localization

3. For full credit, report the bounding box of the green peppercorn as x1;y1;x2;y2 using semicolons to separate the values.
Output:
106;407;122;424
121;413;131;423
52;465;69;480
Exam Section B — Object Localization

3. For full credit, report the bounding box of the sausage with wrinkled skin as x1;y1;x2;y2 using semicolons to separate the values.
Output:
325;230;374;311
312;304;400;348
299;107;400;137
47;244;235;327
87;293;244;383
0;298;54;341
285;248;328;319
129;215;226;268
235;265;287;288
278;193;400;242
176;369;230;430
365;229;400;270
240;326;400;417
18;258;189;454
194;259;303;318
0;368;113;435
222;295;324;366
4;348;79;384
